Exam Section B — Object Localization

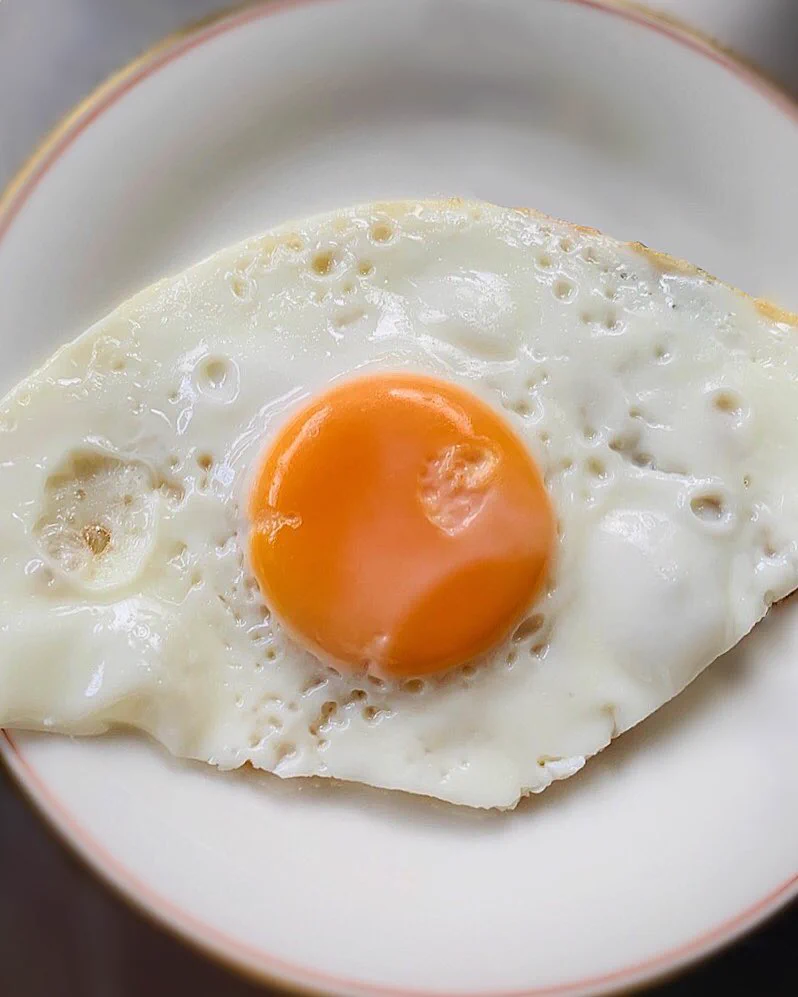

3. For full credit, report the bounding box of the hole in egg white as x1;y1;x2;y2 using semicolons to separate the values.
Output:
653;341;672;363
369;219;396;244
282;234;304;253
553;279;575;301
195;356;240;405
585;457;607;479
688;488;738;535
228;271;254;301
513;614;544;642
320;701;338;722
712;389;746;420
311;249;341;277
690;493;727;521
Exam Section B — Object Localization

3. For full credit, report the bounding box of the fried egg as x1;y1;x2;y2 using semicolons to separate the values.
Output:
1;199;797;809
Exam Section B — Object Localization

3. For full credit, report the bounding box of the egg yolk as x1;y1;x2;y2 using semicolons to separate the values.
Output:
248;373;554;679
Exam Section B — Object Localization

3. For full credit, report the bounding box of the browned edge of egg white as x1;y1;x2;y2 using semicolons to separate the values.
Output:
512;204;798;328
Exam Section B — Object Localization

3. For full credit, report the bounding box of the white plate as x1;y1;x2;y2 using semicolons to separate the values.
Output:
2;1;797;994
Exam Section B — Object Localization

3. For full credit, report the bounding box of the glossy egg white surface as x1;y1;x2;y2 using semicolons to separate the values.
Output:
1;199;797;809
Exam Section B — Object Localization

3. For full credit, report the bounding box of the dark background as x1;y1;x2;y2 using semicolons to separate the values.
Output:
1;2;797;994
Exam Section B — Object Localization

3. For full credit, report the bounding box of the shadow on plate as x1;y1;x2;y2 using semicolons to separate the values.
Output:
159;599;787;834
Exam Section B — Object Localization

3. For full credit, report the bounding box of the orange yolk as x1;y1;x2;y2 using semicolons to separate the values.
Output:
248;373;554;679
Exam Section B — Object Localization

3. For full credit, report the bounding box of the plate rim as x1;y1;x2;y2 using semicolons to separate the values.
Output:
1;1;797;994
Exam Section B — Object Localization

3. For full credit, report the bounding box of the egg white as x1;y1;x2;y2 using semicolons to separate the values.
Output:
1;199;797;809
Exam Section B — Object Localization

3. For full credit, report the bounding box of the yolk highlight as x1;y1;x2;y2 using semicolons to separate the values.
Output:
248;373;554;679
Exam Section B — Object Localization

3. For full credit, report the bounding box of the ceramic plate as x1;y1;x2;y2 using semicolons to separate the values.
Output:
1;2;797;995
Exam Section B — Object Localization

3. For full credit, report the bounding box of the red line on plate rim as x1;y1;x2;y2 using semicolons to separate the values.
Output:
1;1;797;995
3;728;797;997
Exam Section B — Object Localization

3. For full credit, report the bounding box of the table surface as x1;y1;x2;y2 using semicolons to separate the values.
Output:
1;2;797;994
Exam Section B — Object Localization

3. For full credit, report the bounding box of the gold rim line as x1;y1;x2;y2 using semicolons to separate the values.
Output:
3;730;794;997
608;0;798;99
1;3;798;997
1;0;798;231
0;0;267;225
